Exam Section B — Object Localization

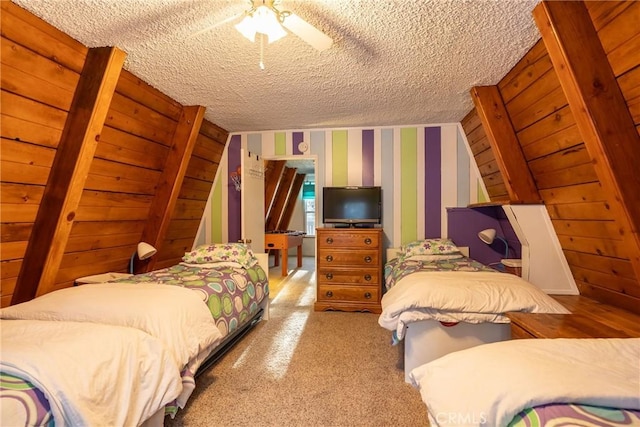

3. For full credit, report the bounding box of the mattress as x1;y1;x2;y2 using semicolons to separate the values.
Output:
112;262;269;338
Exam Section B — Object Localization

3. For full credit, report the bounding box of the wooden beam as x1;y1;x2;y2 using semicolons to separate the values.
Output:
266;167;296;231
264;160;286;217
12;47;126;302
533;0;640;284
278;173;306;230
139;105;205;273
471;86;542;203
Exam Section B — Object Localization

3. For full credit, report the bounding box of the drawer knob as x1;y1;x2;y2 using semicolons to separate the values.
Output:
364;274;371;281
326;255;333;262
364;256;372;263
364;237;372;245
364;292;372;299
326;237;333;244
326;273;333;280
326;291;333;298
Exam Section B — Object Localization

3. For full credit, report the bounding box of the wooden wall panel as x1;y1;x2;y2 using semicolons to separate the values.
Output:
460;109;508;201
471;86;540;203
264;160;287;217
1;2;228;303
15;46;127;301
461;1;640;313
153;119;228;268
534;0;640;311
277;173;306;230
266;167;296;231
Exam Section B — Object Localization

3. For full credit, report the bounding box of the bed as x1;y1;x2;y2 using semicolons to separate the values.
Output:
409;337;640;427
378;238;569;382
0;242;270;426
1;319;183;427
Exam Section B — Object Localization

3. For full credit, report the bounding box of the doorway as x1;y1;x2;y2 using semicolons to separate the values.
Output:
263;155;318;274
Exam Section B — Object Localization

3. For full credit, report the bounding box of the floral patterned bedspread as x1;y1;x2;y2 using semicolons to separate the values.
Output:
385;256;495;291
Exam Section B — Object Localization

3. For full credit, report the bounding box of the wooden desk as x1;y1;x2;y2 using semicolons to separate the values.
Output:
265;232;305;277
507;295;640;339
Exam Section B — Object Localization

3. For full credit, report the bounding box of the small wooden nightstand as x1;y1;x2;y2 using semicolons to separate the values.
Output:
75;272;133;285
501;258;522;276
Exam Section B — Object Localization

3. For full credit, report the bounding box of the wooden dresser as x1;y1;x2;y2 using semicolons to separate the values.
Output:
314;227;383;313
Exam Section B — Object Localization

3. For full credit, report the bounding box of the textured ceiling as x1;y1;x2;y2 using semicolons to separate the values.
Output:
14;0;541;132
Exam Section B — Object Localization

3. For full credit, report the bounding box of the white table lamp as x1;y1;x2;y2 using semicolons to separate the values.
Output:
129;242;157;274
478;228;509;258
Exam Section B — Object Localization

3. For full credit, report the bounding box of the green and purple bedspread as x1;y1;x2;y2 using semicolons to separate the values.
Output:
112;262;269;337
509;403;640;426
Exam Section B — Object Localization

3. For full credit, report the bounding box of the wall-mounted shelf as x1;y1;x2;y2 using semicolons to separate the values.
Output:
467;200;542;208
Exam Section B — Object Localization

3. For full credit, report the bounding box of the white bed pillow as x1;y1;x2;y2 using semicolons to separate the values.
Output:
402;238;461;258
180;261;245;269
410;338;640;427
182;243;258;268
404;254;464;262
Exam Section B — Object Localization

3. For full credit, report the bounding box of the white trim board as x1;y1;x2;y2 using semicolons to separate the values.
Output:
503;204;578;295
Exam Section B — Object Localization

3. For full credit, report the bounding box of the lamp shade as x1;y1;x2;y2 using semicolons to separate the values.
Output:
137;242;157;260
253;5;287;43
478;228;496;244
235;5;287;44
235;14;257;42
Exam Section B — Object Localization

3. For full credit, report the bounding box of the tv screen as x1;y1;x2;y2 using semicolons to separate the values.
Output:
322;186;382;226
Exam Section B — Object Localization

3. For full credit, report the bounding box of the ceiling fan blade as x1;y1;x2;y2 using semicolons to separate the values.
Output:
282;13;333;51
187;12;244;39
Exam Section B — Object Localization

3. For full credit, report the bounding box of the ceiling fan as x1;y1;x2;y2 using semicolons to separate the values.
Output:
191;0;333;68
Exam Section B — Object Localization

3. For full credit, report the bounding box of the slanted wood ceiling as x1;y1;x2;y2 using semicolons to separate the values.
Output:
3;0;639;317
462;1;640;313
1;2;228;306
264;160;305;232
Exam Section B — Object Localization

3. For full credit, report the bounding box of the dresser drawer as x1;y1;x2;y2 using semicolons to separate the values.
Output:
317;231;381;249
317;268;379;285
317;249;379;267
317;284;379;303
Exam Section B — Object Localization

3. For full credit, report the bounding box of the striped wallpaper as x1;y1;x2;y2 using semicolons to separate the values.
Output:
203;124;486;249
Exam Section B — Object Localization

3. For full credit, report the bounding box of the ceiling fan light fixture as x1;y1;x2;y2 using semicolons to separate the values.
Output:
235;5;287;44
235;14;257;42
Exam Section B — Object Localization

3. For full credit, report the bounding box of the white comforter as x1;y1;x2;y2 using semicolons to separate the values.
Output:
0;282;223;406
1;319;183;427
410;338;640;427
379;271;569;340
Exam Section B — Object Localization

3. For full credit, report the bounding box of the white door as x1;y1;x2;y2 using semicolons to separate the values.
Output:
241;149;265;253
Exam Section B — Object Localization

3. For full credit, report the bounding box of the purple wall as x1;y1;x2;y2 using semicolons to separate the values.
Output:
425;127;441;238
227;135;241;243
292;131;304;155
362;129;374;186
447;207;521;266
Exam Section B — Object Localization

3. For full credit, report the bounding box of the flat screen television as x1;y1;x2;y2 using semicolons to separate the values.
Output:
322;186;382;227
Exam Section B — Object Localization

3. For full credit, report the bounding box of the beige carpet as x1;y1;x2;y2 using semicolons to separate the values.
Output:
166;257;429;426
